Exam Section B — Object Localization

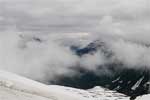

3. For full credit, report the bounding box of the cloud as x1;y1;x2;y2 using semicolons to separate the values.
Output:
0;30;80;83
0;0;148;34
110;40;145;67
1;0;150;83
80;50;107;71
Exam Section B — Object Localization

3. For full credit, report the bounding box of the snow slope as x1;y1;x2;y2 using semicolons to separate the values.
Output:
0;70;129;100
0;86;51;100
136;95;150;100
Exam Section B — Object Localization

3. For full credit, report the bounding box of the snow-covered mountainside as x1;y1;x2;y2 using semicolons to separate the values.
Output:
136;94;150;100
0;70;129;100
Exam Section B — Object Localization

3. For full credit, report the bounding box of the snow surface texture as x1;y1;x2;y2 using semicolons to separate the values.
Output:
0;70;129;100
136;94;150;100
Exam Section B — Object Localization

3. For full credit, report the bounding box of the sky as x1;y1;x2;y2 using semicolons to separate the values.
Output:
0;0;149;34
0;0;150;83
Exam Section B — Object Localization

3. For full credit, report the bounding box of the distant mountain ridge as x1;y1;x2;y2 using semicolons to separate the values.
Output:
54;40;150;98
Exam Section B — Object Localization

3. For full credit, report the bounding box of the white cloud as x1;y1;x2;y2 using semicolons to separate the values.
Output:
109;39;150;68
1;0;150;82
0;0;149;34
0;30;79;83
80;50;107;71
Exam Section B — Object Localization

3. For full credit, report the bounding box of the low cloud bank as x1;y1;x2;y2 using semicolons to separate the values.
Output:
0;30;80;83
1;30;150;83
0;0;150;83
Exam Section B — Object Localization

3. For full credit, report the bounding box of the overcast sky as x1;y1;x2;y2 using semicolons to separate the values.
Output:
0;0;149;35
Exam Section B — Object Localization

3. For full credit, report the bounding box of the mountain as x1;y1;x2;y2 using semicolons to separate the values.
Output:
0;70;129;100
54;40;150;99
